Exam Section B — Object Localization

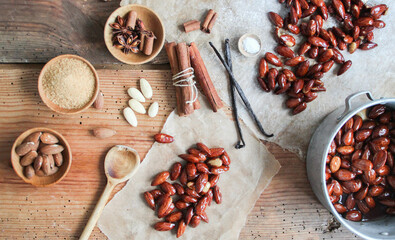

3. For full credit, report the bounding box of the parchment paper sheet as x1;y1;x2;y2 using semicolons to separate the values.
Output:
97;99;281;240
122;0;395;158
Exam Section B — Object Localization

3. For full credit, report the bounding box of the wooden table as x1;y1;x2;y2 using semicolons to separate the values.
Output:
0;1;359;239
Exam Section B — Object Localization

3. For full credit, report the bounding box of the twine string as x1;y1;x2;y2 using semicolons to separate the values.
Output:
172;67;198;105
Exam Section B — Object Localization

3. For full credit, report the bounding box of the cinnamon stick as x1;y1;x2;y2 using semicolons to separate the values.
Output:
139;33;146;51
126;10;137;29
206;13;217;33
189;42;223;112
143;31;155;55
183;20;201;33
165;42;183;116
175;43;195;116
201;9;217;33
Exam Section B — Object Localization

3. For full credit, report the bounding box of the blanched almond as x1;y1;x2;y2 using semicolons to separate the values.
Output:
202;182;211;194
123;107;138;127
128;99;146;114
148;102;159;118
127;87;145;102
207;158;222;167
140;78;153;99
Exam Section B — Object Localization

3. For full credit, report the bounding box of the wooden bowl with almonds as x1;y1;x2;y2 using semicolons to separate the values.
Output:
104;4;165;65
11;127;72;187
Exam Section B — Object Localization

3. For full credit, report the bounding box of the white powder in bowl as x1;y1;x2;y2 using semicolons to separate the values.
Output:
242;37;260;54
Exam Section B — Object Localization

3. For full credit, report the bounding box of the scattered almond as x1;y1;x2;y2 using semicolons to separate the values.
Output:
148;102;159;118
92;128;117;139
140;78;153;99
128;99;146;114
123;107;138;127
127;88;145;102
94;90;104;109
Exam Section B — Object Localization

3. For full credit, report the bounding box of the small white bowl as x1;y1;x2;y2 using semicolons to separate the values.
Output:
238;33;262;57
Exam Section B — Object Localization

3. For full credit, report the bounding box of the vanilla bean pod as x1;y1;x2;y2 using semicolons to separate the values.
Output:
224;39;245;148
209;42;273;138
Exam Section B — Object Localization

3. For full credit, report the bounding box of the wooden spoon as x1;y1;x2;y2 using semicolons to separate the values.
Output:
80;145;140;240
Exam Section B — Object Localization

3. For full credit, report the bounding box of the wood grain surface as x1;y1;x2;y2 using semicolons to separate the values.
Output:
0;65;359;239
0;0;168;64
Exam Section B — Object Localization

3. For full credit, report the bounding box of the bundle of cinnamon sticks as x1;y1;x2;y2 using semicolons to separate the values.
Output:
165;42;223;116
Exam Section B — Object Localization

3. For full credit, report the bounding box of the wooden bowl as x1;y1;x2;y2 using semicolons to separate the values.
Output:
238;33;262;57
38;54;100;114
104;4;165;65
11;127;72;187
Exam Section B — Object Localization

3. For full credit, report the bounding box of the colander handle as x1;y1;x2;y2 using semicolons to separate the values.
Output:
337;91;374;121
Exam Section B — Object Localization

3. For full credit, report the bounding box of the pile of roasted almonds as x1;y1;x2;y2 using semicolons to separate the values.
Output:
258;0;388;115
143;140;230;238
326;105;394;221
15;131;65;179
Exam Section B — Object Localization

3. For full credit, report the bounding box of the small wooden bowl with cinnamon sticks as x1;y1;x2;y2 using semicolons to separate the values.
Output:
104;4;165;65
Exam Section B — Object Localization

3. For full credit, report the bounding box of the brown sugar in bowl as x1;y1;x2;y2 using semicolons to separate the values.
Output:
104;4;165;65
38;54;100;114
11;127;72;187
